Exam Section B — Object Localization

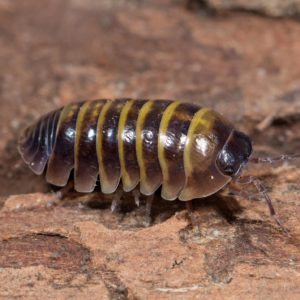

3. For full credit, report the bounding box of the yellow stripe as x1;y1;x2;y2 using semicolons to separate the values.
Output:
183;108;213;177
118;99;134;190
75;101;92;172
54;103;80;145
158;101;181;183
75;101;104;172
56;103;73;131
136;100;153;186
96;101;112;187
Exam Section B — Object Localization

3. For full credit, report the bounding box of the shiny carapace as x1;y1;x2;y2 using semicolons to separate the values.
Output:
18;99;253;201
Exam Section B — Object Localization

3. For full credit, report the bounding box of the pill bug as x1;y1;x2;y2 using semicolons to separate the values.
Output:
18;99;298;230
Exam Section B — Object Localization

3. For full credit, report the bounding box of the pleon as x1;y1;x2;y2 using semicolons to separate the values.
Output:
46;102;82;186
18;108;61;175
30;111;56;175
19;119;43;164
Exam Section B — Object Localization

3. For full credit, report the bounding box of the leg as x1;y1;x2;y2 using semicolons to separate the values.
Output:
235;176;288;234
111;189;123;213
143;194;154;226
228;188;262;202
186;200;196;225
132;189;141;207
47;181;74;207
185;200;201;233
249;153;300;164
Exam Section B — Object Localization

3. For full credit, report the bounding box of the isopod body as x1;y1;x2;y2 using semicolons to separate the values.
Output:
18;99;252;201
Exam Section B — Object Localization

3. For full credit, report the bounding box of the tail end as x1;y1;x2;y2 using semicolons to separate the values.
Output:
18;109;61;175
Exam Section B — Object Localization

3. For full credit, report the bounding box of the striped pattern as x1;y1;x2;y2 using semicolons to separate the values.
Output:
136;100;172;195
18;99;234;200
118;100;147;192
158;101;199;200
75;101;105;192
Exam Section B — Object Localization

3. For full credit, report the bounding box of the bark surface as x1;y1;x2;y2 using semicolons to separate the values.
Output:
0;0;299;299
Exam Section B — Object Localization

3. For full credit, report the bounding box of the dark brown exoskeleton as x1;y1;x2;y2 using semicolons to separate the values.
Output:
18;99;299;231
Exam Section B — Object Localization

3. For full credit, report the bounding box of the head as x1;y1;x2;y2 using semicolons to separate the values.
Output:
216;130;252;178
178;108;251;201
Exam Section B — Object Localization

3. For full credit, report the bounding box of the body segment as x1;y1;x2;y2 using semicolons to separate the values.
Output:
158;101;199;200
97;99;127;194
75;100;105;193
46;102;82;186
136;100;172;195
118;100;147;192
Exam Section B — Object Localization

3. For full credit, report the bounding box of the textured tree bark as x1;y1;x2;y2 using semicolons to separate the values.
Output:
0;0;299;299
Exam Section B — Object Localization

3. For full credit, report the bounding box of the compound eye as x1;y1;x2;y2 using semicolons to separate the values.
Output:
216;149;237;176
